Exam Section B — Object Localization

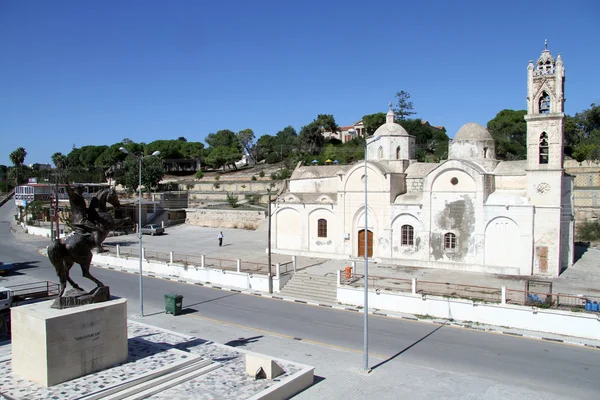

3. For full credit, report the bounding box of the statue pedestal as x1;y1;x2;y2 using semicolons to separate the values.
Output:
11;298;128;387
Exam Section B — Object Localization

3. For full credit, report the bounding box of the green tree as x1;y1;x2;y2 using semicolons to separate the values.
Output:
205;145;242;170
9;147;27;167
394;91;416;120
362;112;387;136
256;134;276;162
299;121;324;155
205;129;241;150
315;114;339;135
52;152;68;170
180;141;204;159
118;155;165;193
78;145;108;170
9;147;27;185
486;109;527;160
145;140;184;159
236;128;256;164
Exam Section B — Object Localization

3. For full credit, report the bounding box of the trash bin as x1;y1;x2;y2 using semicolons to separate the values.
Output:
164;293;183;316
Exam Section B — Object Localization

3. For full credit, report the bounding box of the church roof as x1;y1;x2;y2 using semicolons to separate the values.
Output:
404;162;440;178
453;122;493;141
290;165;348;180
486;190;529;205
493;160;527;176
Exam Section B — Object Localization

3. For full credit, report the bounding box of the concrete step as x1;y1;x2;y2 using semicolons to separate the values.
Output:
283;281;335;290
102;359;220;400
280;273;338;304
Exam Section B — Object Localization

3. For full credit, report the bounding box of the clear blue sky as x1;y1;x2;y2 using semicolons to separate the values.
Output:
1;0;599;166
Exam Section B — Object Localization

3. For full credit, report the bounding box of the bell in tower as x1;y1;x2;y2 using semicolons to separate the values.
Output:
525;41;565;170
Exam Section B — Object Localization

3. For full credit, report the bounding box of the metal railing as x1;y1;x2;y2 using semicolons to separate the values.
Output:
104;245;273;274
279;261;294;275
341;271;600;314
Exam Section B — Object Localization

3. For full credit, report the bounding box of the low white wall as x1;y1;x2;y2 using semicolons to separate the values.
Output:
338;286;600;340
24;225;67;239
92;253;289;293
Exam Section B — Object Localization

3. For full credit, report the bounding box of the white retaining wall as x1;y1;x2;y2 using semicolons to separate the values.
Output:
24;225;67;239
338;286;600;340
92;253;292;293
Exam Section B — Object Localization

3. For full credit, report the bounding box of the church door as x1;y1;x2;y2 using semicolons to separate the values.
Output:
358;229;373;257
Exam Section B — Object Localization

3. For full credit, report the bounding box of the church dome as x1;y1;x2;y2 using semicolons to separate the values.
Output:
373;108;409;137
453;122;493;141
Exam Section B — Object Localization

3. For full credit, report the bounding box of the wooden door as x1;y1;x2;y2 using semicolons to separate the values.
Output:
358;229;373;257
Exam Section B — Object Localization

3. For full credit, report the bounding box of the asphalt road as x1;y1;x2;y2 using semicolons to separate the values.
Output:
1;204;599;398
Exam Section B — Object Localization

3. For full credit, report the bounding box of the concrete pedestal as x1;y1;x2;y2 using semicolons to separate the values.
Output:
11;298;128;387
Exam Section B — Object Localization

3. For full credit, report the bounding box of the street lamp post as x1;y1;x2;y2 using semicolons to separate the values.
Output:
119;148;160;317
349;129;380;372
267;188;273;294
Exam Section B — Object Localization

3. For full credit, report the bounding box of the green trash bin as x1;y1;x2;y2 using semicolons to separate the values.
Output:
164;293;183;316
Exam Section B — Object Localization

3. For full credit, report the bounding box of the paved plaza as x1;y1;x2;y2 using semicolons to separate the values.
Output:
104;223;600;297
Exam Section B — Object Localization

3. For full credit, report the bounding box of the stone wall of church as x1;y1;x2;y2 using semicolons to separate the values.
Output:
288;177;339;193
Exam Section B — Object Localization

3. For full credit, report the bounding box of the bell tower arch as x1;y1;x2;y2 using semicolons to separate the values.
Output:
524;40;565;171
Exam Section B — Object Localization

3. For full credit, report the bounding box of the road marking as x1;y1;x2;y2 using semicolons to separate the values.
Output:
90;263;600;352
312;320;358;330
219;303;261;313
186;313;387;359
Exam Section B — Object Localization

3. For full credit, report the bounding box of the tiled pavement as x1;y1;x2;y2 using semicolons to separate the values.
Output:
0;321;304;400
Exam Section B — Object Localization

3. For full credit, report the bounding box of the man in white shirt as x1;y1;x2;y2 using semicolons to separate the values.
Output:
218;231;223;247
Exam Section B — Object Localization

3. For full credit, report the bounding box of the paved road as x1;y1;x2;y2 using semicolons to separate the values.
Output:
1;205;599;399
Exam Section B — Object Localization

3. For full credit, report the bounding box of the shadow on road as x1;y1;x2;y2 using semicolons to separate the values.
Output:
224;335;263;347
184;292;240;308
370;322;447;371
0;260;42;278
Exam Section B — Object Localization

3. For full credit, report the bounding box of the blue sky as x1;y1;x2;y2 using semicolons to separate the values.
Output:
1;0;599;166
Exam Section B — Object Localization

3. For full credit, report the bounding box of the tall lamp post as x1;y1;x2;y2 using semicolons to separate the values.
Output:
349;129;381;372
267;188;273;294
119;148;161;317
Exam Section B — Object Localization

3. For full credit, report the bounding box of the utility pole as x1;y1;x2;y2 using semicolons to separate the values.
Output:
267;189;273;294
55;176;60;239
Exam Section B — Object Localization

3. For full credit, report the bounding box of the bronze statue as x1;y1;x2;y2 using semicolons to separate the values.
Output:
47;185;130;307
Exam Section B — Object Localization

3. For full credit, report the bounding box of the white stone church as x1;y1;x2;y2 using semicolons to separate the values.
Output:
271;45;574;276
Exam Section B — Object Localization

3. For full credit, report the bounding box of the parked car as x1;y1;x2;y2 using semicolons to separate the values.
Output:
141;224;165;236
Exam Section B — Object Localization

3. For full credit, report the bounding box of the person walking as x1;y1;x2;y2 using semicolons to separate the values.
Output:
218;231;223;247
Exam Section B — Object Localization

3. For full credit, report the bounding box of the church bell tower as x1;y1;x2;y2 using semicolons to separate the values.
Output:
524;41;572;276
525;40;565;172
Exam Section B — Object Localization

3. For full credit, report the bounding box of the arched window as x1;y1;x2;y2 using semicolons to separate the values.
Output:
317;219;327;238
377;146;383;159
401;225;414;246
539;132;549;164
539;91;550;114
396;146;401;160
444;232;456;250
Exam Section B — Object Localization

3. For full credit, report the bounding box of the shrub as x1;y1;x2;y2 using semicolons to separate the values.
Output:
259;170;265;178
213;183;221;189
245;194;260;205
251;175;257;181
226;192;240;208
577;221;600;242
215;174;221;181
270;173;278;180
195;171;204;179
186;184;194;190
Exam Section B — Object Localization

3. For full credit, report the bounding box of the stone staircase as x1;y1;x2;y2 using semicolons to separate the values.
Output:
279;273;338;304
